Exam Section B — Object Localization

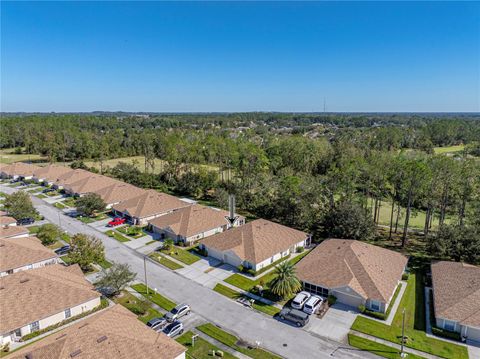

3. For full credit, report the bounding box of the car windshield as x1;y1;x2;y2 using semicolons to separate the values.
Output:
171;308;179;314
164;323;176;331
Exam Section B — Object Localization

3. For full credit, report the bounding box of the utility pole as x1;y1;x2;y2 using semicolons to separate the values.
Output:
144;256;149;295
400;308;407;357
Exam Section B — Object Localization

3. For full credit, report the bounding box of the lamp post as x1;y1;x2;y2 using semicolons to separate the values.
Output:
144;256;149;295
400;308;407;358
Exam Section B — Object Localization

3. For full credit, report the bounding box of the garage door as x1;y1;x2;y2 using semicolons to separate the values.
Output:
466;326;480;342
332;290;365;308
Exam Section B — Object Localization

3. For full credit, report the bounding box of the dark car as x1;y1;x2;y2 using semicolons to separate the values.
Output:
146;317;168;332
55;245;71;256
42;188;55;193
162;321;184;337
279;307;310;327
17;217;35;225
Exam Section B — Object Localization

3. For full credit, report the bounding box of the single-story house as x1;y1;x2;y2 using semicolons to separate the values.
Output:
431;261;480;342
0;211;7;216
0;216;17;228
0;264;101;345
94;182;146;208
9;305;187;359
112;190;191;225
33;164;75;186
0;162;40;180
149;204;245;245
200;219;311;271
53;169;94;190
0;225;29;239
295;239;408;313
63;174;120;197
0;236;58;276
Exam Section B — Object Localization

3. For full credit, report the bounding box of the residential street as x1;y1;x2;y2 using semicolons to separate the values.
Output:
1;185;376;359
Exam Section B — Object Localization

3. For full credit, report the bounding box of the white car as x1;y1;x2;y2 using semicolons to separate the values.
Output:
303;295;323;314
291;291;311;310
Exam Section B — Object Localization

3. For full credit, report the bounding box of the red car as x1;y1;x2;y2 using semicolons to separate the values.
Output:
108;217;126;227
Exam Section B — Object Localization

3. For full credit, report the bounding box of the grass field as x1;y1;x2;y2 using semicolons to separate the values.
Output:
351;273;468;359
433;145;465;154
177;331;238;359
0;148;48;164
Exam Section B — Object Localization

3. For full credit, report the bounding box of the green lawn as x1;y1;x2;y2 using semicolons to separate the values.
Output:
149;252;184;270
113;290;163;324
117;225;146;238
54;202;67;209
97;258;113;269
197;323;281;359
35;193;48;198
177;331;238;359
348;334;426;359
0;148;47;164
78;213;108;223
213;284;280;317
131;283;177;311
105;230;130;242
62;197;76;207
433;145;465;154
47;241;63;250
351;273;468;359
27;188;42;193
27;225;40;234
161;246;201;265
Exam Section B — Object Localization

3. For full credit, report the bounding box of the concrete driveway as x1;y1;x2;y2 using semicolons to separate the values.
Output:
306;303;358;343
177;257;237;288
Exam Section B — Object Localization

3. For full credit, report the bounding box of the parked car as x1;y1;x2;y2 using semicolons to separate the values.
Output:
162;321;184;337
164;304;190;322
55;245;71;256
108;217;126;227
291;291;311;310
146;317;168;332
42;188;55;193
279;307;310;327
303;295;323;315
17;217;35;225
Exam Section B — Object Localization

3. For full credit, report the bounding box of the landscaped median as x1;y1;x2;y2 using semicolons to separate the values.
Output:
105;229;130;242
213;283;280;317
149;252;184;270
131;283;177;311
351;273;468;359
197;323;281;359
177;331;238;359
348;334;426;359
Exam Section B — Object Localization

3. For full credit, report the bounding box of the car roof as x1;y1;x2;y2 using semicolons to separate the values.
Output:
305;296;321;304
290;308;309;318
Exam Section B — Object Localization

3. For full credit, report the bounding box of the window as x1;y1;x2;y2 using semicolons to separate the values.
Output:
444;320;456;332
270;257;274;264
371;300;381;312
30;321;39;332
304;282;329;297
65;308;71;319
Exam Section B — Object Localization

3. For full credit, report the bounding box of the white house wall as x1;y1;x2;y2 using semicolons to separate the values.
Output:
0;258;58;277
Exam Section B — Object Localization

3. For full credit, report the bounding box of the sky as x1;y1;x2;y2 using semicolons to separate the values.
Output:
1;1;479;112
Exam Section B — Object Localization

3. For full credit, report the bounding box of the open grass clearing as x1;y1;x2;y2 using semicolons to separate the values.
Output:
197;323;281;359
351;273;468;359
433;145;465;154
0;148;48;164
177;330;238;359
131;283;176;311
149;252;184;270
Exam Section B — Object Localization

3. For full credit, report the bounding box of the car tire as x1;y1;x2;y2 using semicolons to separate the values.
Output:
280;315;285;320
296;322;302;327
186;311;190;315
179;329;184;335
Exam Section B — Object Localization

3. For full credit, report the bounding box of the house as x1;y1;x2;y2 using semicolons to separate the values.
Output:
0;216;17;227
149;204;245;245
63;174;120;197
0;162;40;180
112;190;191;225
200;219;310;271
53;169;94;190
0;236;58;276
0;264;101;345
33;164;75;185
431;261;480;342
0;211;7;216
0;225;29;239
8;305;187;359
94;182;146;208
295;239;407;313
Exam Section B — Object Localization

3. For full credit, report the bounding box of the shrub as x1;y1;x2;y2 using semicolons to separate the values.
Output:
247;269;257;276
296;246;305;253
402;272;410;280
432;327;462;341
237;265;244;272
358;305;366;313
363;309;387;320
327;295;337;305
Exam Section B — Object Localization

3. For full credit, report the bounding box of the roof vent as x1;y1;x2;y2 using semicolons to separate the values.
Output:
70;349;82;358
0;287;4;290
25;354;33;359
0;244;5;247
56;333;67;340
78;323;89;329
97;335;108;343
20;278;30;284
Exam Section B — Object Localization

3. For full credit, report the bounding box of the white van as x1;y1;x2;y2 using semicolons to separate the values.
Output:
303;295;323;314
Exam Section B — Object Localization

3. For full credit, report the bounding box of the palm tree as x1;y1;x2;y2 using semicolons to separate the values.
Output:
270;261;302;298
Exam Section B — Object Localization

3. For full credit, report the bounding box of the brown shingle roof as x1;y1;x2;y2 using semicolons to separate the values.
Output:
431;261;480;327
0;216;16;225
0;225;29;239
9;305;186;359
295;239;407;302
63;175;121;195
0;264;101;334
55;169;94;188
201;219;309;265
0;162;40;177
94;182;146;205
112;190;190;219
0;236;57;272
33;164;75;183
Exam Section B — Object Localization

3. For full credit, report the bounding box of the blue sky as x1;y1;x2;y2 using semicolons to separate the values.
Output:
1;1;479;112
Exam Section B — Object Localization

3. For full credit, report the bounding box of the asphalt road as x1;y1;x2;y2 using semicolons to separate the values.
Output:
1;185;377;359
